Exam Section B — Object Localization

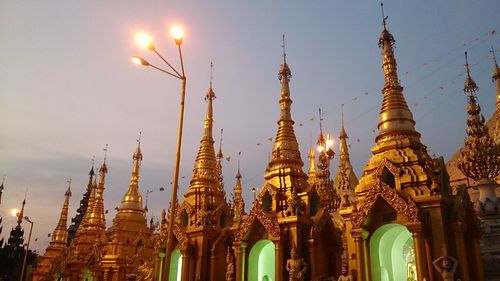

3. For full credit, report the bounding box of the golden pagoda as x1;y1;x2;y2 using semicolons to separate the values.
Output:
332;120;358;208
340;10;483;281
32;181;72;280
163;78;232;281
231;49;343;281
87;140;156;280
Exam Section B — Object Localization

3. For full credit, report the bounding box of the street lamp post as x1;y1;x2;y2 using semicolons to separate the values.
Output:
132;26;186;281
20;216;33;281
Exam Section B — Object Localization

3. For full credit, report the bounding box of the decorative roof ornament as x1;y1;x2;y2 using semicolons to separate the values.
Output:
457;52;500;182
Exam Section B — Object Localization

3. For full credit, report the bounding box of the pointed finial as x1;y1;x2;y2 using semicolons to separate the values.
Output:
492;46;498;66
137;131;142;147
318;108;324;134
206;62;216;101
381;3;388;29
66;178;72;197
210;62;214;89
282;34;287;64
103;144;109;163
217;128;224;159
464;52;478;95
341;105;345;129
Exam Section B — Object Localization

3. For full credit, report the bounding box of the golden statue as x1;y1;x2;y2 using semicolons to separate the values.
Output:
286;245;307;281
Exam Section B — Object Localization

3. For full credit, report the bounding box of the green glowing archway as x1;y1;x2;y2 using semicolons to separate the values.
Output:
248;240;275;281
82;267;93;281
370;224;415;281
169;249;183;281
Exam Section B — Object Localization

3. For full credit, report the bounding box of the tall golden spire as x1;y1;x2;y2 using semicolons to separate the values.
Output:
50;180;72;245
457;52;500;181
265;35;307;182
83;145;107;229
119;135;144;212
185;64;224;205
376;3;420;143
492;46;500;111
333;117;359;194
232;163;245;223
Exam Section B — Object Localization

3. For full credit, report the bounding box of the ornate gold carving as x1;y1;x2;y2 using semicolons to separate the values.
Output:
235;203;281;241
351;180;420;229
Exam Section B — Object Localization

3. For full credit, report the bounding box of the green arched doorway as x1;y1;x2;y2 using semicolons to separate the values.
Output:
370;224;416;281
248;240;275;281
168;249;183;281
82;267;93;281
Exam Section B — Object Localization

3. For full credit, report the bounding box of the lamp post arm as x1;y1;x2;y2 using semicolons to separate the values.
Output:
163;75;187;281
153;49;182;78
178;45;185;78
148;64;181;80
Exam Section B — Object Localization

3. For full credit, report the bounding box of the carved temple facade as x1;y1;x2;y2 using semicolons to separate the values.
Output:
32;13;495;281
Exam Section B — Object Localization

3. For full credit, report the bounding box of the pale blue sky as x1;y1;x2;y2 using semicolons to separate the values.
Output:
1;1;499;252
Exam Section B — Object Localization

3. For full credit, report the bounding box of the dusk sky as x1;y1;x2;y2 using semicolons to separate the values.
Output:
1;1;499;252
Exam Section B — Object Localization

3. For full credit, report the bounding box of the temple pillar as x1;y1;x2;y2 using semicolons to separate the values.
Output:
209;248;216;281
424;237;434;281
351;229;366;281
453;222;470;281
274;239;283;281
408;223;429;281
362;233;371;281
307;238;316;278
181;247;192;281
234;242;246;281
157;252;166;281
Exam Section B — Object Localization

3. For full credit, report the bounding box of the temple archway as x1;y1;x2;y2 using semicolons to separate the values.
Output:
81;268;93;281
168;249;183;281
248;240;275;281
369;224;416;281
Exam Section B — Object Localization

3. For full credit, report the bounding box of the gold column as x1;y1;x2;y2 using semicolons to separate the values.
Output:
453;222;469;281
274;239;283;281
408;223;429;281
181;249;191;281
424;238;434;281
362;233;371;281
209;249;216;281
352;229;366;281
157;252;166;281
234;242;247;281
307;239;316;278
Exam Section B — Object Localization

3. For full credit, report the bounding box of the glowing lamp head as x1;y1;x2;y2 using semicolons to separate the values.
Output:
135;33;155;51
131;56;150;66
11;208;19;217
317;145;325;153
326;134;334;150
170;25;184;45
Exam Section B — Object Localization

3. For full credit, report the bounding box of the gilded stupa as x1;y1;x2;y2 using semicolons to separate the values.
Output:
32;181;72;280
340;9;483;281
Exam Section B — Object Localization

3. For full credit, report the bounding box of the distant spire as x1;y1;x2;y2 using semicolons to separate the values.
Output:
266;38;306;183
491;46;500;111
464;52;478;95
458;55;500;181
82;145;107;230
50;180;72;246
333;119;359;194
308;146;317;178
376;5;420;142
216;128;225;193
119;137;144;212
0;175;4;205
232;164;245;223
67;161;95;243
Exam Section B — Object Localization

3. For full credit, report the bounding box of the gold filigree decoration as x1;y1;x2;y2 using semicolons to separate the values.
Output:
235;203;280;241
373;157;401;179
351;180;419;229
